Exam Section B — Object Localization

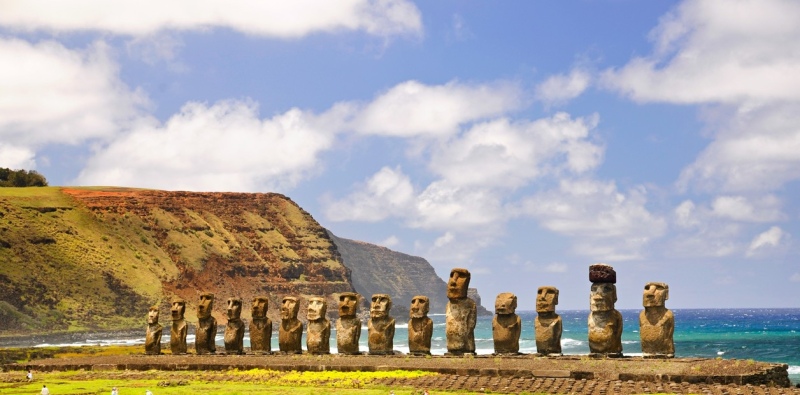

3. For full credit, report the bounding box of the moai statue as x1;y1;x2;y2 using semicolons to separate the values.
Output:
249;296;272;354
588;264;623;357
224;297;245;355
368;293;395;355
445;268;477;355
195;292;217;355
279;296;303;354
408;295;433;355
492;292;521;355
145;306;162;355
639;282;674;357
306;296;331;354
169;298;188;355
534;286;562;355
336;292;362;355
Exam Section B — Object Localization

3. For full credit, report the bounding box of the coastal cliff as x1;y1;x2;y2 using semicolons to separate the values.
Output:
0;187;353;332
0;187;487;334
328;231;491;316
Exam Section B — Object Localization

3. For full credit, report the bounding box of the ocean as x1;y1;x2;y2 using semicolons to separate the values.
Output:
26;308;800;384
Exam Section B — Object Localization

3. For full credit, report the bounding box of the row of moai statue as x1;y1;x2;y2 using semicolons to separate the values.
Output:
489;264;673;358
145;265;674;357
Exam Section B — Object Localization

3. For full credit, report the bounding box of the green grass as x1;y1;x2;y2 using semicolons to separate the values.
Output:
0;369;452;395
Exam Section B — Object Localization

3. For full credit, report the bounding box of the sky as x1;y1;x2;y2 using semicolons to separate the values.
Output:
2;0;799;311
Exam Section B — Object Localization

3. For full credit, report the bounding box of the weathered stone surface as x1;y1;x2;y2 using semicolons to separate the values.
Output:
639;282;674;357
145;306;162;355
223;297;244;355
306;296;330;354
445;268;476;355
492;292;520;354
367;294;395;355
336;292;361;355
589;263;616;284
249;296;272;353
195;292;217;355
408;295;433;355
169;298;188;355
534;286;562;355
588;269;622;356
278;296;303;354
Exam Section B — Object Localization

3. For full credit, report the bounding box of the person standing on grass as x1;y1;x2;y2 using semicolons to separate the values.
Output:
40;385;49;395
26;368;32;381
111;386;118;395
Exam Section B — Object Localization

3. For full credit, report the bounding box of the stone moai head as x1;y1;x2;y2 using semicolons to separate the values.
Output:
536;286;559;313
147;306;159;325
197;292;214;319
590;283;617;312
227;297;242;320
307;297;327;321
410;295;430;319
589;263;617;312
171;298;186;320
370;294;392;319
251;296;269;319
643;282;669;308
447;268;471;300
494;293;517;315
281;296;299;320
338;292;359;318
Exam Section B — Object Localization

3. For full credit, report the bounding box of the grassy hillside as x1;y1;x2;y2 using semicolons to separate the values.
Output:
0;187;353;335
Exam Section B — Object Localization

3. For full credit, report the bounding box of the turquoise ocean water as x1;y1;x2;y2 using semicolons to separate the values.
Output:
29;308;800;384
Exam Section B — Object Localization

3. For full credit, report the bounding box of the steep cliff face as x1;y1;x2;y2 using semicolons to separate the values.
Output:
0;187;353;333
327;231;450;316
328;231;491;316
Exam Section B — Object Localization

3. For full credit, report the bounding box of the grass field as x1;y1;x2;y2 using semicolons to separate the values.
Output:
0;369;450;395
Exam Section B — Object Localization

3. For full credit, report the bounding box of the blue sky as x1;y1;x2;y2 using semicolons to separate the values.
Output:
2;0;799;310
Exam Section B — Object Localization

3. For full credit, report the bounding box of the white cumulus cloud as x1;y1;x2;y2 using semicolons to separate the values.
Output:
75;100;336;192
0;0;423;39
323;166;415;222
429;113;602;188
746;226;785;257
710;195;784;223
602;0;800;104
522;179;666;261
602;0;800;194
0;38;148;168
535;68;592;106
348;80;522;138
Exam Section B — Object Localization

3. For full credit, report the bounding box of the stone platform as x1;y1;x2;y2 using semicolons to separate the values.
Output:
4;354;792;388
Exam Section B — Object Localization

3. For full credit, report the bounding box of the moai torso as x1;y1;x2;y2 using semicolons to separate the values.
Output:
195;292;217;355
408;295;433;355
170;298;188;354
306;297;331;354
445;268;477;354
336;292;362;355
368;294;395;355
145;306;163;355
224;297;245;355
249;296;272;353
639;282;674;357
588;265;623;356
534;286;562;355
492;293;521;354
278;296;303;354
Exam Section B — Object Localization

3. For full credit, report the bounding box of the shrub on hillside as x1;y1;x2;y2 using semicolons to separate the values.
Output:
0;168;48;187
